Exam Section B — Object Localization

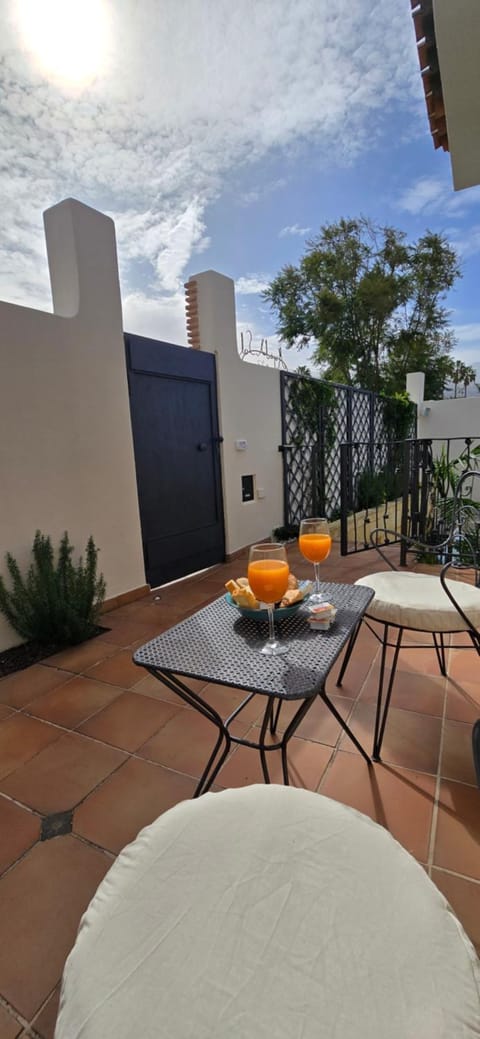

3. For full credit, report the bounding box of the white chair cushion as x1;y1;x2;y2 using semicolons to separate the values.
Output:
355;571;480;632
55;785;480;1039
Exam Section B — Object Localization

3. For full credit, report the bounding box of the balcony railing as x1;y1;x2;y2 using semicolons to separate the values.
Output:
340;436;480;560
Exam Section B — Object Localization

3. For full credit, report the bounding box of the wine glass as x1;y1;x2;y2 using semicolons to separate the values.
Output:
247;543;290;656
299;517;331;605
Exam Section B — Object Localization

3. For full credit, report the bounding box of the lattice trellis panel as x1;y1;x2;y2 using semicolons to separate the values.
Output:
280;374;319;526
321;386;348;519
351;390;372;442
280;373;405;527
373;395;386;442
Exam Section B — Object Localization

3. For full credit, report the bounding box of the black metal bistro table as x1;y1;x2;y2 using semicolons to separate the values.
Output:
133;581;374;795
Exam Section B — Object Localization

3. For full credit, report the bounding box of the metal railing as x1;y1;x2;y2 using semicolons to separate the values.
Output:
339;436;480;558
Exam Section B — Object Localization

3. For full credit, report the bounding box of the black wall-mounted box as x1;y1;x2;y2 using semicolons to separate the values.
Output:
242;475;254;502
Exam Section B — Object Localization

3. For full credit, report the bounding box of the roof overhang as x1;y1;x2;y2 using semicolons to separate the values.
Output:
412;0;480;190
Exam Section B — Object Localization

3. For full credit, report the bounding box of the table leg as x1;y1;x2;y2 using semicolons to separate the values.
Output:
258;699;274;783
257;697;314;784
141;667;231;797
319;687;371;764
279;697;320;784
270;698;283;735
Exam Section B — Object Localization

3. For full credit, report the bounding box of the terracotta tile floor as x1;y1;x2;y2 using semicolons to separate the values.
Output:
0;543;479;1037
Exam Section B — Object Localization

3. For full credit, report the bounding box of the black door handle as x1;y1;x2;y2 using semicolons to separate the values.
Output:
197;442;208;452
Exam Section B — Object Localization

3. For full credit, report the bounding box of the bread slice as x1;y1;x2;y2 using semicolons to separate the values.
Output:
225;578;259;609
280;588;304;607
234;587;259;609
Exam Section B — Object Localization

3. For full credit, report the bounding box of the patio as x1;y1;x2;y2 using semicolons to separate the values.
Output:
0;542;479;1038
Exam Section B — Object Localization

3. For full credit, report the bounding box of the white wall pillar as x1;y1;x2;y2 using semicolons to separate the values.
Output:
406;371;425;406
406;371;430;435
0;198;146;650
186;270;284;556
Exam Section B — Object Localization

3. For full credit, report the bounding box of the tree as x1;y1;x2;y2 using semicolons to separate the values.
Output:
444;359;477;398
461;363;476;397
263;218;462;399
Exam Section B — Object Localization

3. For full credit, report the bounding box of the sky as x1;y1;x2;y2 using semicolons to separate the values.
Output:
1;0;480;377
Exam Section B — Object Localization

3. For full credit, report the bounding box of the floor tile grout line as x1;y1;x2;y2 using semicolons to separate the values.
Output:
3;702;253;826
426;675;449;874
317;644;380;792
70;830;117;860
432;864;480;885
0;992;30;1034
26;981;61;1034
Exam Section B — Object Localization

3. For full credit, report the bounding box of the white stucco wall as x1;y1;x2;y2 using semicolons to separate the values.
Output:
433;0;480;191
407;370;480;453
418;395;480;443
188;271;283;556
0;198;146;650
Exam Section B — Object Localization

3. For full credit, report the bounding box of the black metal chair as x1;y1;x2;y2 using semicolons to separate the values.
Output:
337;470;480;778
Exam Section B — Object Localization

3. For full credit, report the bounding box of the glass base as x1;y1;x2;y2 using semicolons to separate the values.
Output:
309;591;324;606
259;640;289;656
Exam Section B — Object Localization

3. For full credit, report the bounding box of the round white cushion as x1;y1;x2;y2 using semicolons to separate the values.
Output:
55;785;480;1039
355;570;480;632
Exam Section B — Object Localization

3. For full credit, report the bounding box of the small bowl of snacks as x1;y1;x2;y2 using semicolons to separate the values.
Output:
225;575;312;621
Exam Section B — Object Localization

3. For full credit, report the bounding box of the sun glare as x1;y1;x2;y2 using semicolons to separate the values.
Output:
15;0;110;86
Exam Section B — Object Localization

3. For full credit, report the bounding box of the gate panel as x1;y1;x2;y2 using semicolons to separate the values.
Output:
126;334;225;588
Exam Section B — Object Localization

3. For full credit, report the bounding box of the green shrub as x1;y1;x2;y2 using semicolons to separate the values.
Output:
356;469;386;510
355;464;405;511
0;532;106;646
272;524;299;542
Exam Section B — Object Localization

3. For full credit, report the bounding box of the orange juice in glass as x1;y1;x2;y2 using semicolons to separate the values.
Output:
248;543;290;655
299;518;331;604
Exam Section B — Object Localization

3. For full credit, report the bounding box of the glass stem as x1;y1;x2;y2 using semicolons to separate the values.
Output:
267;604;276;646
314;562;321;596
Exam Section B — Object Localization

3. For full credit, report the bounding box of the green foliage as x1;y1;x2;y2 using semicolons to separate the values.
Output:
0;532;106;647
288;365;337;450
264;217;464;399
382;329;457;401
272;524;299;542
286;366;338;519
356;465;404;511
380;391;416;441
446;360;477;398
422;445;480;558
356;469;387;510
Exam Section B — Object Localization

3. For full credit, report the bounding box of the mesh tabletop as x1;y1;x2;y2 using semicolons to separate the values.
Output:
133;582;374;701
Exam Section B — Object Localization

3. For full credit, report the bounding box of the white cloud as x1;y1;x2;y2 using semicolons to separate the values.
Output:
453;323;480;344
123;290;187;344
114;199;210;293
0;0;419;319
279;224;310;238
447;224;480;260
397;175;480;217
239;178;287;206
451;324;480;367
235;275;270;295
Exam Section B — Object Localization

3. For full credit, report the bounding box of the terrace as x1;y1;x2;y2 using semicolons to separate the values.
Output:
0;538;478;1038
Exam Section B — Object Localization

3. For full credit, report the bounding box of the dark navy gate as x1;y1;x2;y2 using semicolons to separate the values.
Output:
125;334;225;588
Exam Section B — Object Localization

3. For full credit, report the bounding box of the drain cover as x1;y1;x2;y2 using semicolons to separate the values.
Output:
41;810;73;841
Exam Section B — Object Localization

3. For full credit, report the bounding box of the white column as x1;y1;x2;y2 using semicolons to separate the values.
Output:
186;270;283;556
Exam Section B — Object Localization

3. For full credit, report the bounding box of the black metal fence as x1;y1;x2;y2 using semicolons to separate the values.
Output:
339;436;480;559
279;371;416;529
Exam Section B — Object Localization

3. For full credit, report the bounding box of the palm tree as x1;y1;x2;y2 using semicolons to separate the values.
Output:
462;364;477;397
